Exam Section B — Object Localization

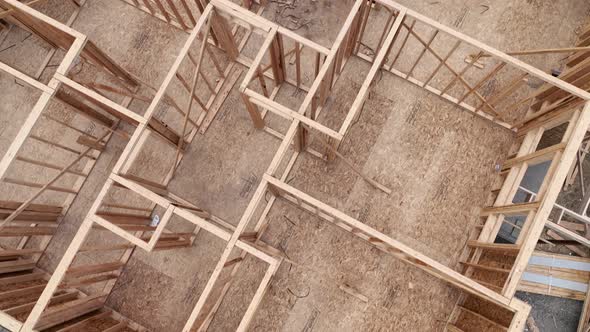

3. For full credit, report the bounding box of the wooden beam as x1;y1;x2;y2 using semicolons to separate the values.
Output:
66;262;124;279
0;209;59;222
5;292;77;317
54;310;111;332
0;271;44;285
0;283;46;298
148;118;189;148
35;294;107;330
466;241;521;255
480;201;540;216
0;226;56;236
0;200;61;214
55;89;115;127
77;135;106;151
0;248;44;257
460;261;511;274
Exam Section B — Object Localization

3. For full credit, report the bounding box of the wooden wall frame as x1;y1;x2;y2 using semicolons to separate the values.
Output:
5;0;590;331
0;0;154;330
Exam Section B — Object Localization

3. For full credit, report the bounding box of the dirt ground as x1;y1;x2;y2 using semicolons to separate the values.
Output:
2;0;590;331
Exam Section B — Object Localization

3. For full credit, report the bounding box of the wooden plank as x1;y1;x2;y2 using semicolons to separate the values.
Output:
119;173;168;196
0;0;81;48
80;40;138;87
268;33;285;85
466;241;521;255
93;223;155;232
0;200;62;214
0;248;44;257
545;221;590;248
533;58;590;107
507;46;590;56
460;261;511;274
100;203;151;213
148;118;189;147
35;294;107;330
55;89;115;127
458;62;506;104
95;211;151;225
480;201;540;216
79;244;135;253
0;209;59;221
66;262;124;278
518;280;586;300
54;310;111;332
5;292;78;316
61;273;118;288
109;173;170;208
339;283;369;303
0;226;56;236
77;135;106;151
91;214;152;250
526;264;590;284
210;9;239;60
0;271;44;285
0;283;46;298
0;310;23;331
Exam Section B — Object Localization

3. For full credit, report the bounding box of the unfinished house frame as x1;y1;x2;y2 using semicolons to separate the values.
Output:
1;0;282;330
0;0;207;330
3;0;590;331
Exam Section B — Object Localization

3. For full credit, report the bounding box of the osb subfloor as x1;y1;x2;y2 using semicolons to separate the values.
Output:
2;0;590;331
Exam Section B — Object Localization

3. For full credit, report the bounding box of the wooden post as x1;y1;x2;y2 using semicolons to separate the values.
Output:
210;10;238;60
241;92;264;129
269;33;286;85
